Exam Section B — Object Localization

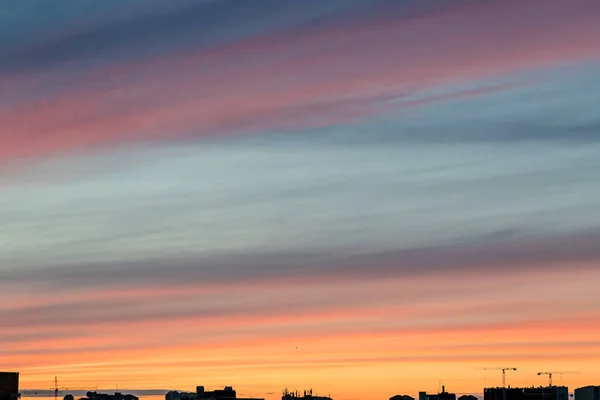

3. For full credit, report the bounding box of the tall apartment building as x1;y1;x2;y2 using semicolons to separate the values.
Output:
575;387;600;400
484;387;568;400
0;373;19;400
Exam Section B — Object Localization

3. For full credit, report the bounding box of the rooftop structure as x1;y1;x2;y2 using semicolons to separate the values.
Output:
419;386;457;400
166;385;263;400
79;392;139;400
281;388;332;400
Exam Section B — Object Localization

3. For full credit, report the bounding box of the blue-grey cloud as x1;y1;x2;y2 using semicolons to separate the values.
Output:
2;67;600;270
0;0;389;73
1;0;480;73
290;63;600;145
2;230;599;293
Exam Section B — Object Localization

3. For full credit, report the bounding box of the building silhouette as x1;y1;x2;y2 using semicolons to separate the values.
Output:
458;395;478;400
0;373;19;400
166;386;263;400
419;386;456;400
485;387;568;400
390;395;415;400
80;392;139;400
281;388;331;400
575;387;600;400
524;387;569;400
485;388;525;400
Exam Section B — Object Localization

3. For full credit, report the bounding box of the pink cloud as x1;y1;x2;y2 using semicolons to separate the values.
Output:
1;0;599;169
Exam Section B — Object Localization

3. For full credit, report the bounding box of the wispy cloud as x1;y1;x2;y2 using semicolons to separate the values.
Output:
2;0;599;164
2;1;600;398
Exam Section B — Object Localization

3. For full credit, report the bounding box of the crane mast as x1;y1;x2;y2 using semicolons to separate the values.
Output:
501;368;517;388
537;371;580;387
478;367;517;388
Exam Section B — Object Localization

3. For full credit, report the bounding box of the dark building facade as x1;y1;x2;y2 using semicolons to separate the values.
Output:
0;373;19;400
419;386;456;400
484;388;525;400
575;387;600;400
485;387;568;400
524;387;569;400
166;386;263;400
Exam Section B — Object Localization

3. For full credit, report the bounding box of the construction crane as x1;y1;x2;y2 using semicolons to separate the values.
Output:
477;367;517;388
537;371;581;387
49;377;93;397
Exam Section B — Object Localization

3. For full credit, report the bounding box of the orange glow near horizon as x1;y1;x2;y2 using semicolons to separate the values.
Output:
3;1;600;399
6;265;600;399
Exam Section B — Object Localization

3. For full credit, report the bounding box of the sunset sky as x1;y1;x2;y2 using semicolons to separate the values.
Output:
1;1;600;399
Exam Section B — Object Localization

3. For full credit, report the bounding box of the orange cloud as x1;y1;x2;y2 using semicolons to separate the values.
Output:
5;263;600;398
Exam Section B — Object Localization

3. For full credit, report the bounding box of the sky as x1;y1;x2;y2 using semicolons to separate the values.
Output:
1;1;600;399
